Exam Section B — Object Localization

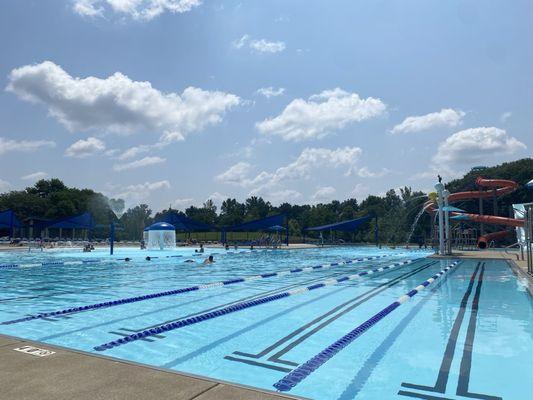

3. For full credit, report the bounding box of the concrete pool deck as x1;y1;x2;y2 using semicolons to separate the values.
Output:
430;249;533;294
0;334;305;400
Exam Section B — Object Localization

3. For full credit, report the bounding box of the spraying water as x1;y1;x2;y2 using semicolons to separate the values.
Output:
406;206;426;245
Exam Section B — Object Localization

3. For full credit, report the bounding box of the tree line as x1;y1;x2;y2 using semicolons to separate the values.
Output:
1;158;532;244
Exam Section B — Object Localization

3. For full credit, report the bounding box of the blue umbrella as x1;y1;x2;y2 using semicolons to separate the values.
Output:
527;179;533;190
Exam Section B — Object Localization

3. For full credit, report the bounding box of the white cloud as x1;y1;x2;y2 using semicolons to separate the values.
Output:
7;61;240;143
391;108;465;134
500;111;512;123
250;39;286;53
256;87;285;98
0;137;56;155
215;162;252;185
114;180;171;203
21;171;49;181
351;183;369;198
311;186;336;202
257;88;386;141
206;191;228;207
173;197;194;209
72;0;103;17
113;156;166;171
357;166;392;178
216;147;362;202
432;127;526;169
117;145;152;160
268;147;362;183
263;189;301;205
232;34;250;49
0;179;11;192
72;0;202;21
65;137;105;158
233;35;286;54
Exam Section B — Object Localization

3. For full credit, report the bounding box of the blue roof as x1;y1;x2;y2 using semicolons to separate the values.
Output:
146;222;175;231
306;215;373;232
0;210;22;229
227;214;286;232
157;211;213;231
42;212;95;229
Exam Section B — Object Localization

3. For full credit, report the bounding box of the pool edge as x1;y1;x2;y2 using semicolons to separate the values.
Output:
0;332;309;400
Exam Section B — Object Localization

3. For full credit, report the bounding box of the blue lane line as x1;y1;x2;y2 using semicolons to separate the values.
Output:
0;259;103;270
0;254;393;325
93;257;424;352
272;260;461;392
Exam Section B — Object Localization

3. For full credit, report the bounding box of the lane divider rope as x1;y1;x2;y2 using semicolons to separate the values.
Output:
272;260;461;392
93;257;425;351
0;254;396;325
0;259;102;270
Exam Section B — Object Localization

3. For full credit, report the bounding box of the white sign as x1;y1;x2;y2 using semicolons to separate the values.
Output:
14;346;55;357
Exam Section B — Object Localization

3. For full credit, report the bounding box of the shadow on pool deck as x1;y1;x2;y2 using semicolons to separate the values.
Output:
0;334;306;400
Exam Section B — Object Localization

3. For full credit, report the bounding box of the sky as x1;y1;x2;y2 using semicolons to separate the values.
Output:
0;0;531;212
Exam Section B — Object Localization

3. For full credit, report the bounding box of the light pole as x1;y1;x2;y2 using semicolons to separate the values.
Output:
435;180;445;256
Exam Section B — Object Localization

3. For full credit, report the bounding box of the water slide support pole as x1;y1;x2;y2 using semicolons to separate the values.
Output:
479;188;484;236
435;181;445;256
526;205;533;274
443;189;451;255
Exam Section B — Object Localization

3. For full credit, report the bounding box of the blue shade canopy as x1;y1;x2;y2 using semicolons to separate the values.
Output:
43;212;95;229
527;179;533;189
228;214;286;232
267;225;286;231
146;222;175;231
0;210;22;229
305;215;373;232
157;211;213;231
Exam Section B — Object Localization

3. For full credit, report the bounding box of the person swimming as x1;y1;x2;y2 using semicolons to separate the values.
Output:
203;255;214;265
195;243;204;253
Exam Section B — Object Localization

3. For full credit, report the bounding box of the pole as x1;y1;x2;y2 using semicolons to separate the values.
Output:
443;189;451;255
479;189;484;236
435;181;445;255
110;221;115;255
374;215;379;247
9;211;14;240
526;205;532;274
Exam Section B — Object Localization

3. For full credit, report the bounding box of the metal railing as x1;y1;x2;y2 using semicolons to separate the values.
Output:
525;204;533;275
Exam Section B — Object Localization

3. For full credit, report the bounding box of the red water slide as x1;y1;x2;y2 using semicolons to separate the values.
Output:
424;177;524;248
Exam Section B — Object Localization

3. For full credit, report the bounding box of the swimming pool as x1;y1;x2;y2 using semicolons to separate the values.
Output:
0;247;531;399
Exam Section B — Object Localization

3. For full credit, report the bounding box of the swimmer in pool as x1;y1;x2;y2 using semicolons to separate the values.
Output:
203;255;214;265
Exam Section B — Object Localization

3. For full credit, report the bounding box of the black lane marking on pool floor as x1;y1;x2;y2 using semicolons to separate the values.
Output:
126;269;358;332
225;260;436;371
337;264;459;400
399;262;502;400
456;265;501;400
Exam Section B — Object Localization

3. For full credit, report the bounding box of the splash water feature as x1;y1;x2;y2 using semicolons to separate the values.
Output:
405;205;426;245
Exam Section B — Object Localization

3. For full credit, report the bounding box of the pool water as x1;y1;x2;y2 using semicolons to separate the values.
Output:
0;247;531;399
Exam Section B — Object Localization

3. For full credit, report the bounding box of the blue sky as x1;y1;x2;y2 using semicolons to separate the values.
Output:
0;0;531;211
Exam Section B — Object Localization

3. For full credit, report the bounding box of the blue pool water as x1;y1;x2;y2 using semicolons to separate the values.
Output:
0;246;531;399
